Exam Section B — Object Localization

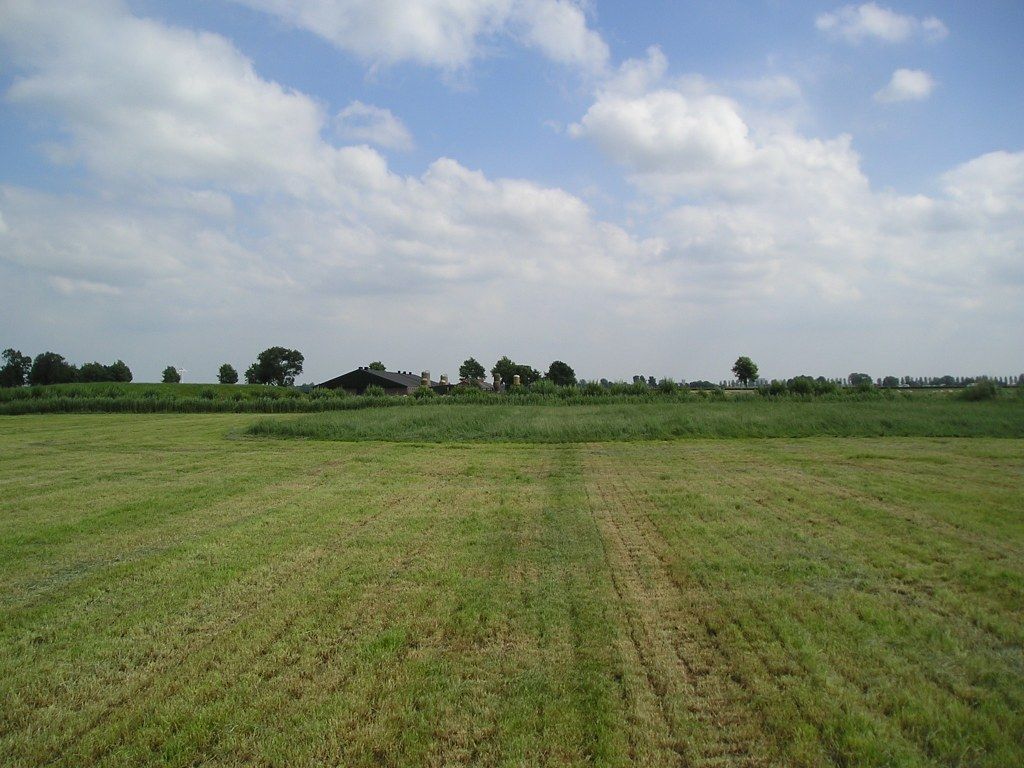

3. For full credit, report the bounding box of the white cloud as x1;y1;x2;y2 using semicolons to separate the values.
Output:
874;68;936;103
569;49;1024;310
0;1;651;312
333;101;413;150
229;0;608;72
816;3;948;44
0;1;1019;381
514;0;609;73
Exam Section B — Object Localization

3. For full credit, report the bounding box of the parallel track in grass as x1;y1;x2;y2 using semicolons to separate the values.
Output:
1;414;1021;766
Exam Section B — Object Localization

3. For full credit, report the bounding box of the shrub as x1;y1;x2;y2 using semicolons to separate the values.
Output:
529;379;557;396
788;377;814;396
959;379;999;401
657;378;677;394
413;386;436;399
581;381;605;397
363;384;386;398
628;380;650;396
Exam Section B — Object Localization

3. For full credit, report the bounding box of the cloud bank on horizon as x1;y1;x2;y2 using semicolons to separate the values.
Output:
0;0;1021;382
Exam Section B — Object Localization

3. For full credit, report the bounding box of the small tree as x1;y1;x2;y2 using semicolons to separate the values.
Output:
162;366;181;384
545;360;576;387
218;363;239;384
368;361;386;371
29;352;77;385
459;357;486;381
245;347;304;386
0;348;32;387
732;356;758;387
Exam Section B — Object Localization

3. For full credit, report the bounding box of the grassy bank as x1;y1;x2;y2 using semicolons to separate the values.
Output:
246;399;1024;441
1;414;1021;765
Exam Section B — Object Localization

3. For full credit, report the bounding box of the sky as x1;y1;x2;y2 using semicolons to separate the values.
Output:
0;0;1022;384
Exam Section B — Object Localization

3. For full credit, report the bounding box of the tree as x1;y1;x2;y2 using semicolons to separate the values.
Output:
29;352;77;385
849;372;872;387
732;356;758;387
245;347;304;386
78;362;110;382
491;356;540;388
108;360;133;382
0;349;32;387
545;360;576;387
75;359;133;383
367;361;386;371
162;366;181;383
459;357;486;381
881;376;900;388
218;363;239;384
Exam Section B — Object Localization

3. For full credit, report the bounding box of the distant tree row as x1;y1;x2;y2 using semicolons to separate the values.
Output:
454;356;578;389
2;349;132;387
161;347;304;386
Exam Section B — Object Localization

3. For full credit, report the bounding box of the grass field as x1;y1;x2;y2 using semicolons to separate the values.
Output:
2;413;1022;766
246;400;1024;441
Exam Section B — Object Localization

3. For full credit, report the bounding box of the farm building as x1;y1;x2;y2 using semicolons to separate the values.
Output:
318;367;457;395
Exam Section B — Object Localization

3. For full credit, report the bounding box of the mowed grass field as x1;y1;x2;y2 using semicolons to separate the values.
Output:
1;413;1022;766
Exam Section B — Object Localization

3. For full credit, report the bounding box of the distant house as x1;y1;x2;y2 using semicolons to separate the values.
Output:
318;367;439;395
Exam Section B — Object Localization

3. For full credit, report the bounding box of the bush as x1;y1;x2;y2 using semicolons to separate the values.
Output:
363;384;386;398
657;378;677;394
529;379;557;396
788;377;814;396
581;381;605;397
959;379;999;401
413;386;436;399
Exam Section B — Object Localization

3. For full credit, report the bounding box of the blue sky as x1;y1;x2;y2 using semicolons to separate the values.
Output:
1;1;1022;383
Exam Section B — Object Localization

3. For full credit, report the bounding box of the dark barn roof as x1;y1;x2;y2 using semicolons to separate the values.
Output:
318;368;437;391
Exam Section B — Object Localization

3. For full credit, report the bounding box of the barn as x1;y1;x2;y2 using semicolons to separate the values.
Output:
317;367;440;395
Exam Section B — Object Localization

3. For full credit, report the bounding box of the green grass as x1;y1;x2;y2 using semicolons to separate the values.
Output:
5;380;1017;416
246;399;1024;441
1;413;1022;766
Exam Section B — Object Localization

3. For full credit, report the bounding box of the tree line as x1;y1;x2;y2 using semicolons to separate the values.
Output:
160;347;305;387
1;349;132;387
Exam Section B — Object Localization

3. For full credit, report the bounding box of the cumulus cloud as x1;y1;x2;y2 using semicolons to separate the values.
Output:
0;1;650;324
569;49;1024;310
816;3;948;44
0;0;1019;380
333;101;413;150
874;68;936;103
229;0;608;72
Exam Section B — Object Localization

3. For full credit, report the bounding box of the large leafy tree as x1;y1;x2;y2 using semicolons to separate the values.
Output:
245;347;304;386
459;357;486;380
78;362;110;382
107;360;133;382
76;359;133;383
218;363;239;384
28;352;77;385
367;361;386;371
162;366;181;383
491;356;541;388
545;360;576;387
731;356;759;387
0;348;32;387
849;372;872;387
